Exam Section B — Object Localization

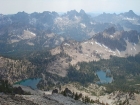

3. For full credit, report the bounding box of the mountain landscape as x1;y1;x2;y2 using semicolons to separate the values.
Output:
0;9;140;105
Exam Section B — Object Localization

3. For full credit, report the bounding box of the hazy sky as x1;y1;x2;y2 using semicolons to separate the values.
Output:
0;0;139;14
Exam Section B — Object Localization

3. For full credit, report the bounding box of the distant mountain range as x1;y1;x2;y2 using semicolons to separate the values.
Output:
0;10;140;54
93;10;140;32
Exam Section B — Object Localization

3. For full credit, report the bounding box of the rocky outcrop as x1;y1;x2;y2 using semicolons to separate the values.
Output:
52;89;59;94
0;56;36;84
0;94;38;105
0;93;93;105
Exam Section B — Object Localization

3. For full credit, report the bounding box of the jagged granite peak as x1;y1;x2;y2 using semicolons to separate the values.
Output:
26;11;57;19
42;11;58;16
16;11;28;15
14;11;29;19
93;28;140;51
63;10;80;20
51;28;140;66
79;9;90;23
138;19;140;23
129;10;135;14
79;9;88;18
30;11;58;26
121;30;140;44
10;11;29;24
102;12;117;17
52;11;59;16
64;9;90;22
120;10;138;18
79;9;86;15
0;10;140;54
0;14;3;19
67;10;79;16
93;12;117;23
104;27;116;35
42;11;52;14
66;9;87;16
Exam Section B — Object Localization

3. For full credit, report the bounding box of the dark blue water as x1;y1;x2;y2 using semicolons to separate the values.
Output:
96;70;113;84
16;78;41;89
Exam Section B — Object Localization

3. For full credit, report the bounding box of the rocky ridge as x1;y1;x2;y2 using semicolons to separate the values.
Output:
0;93;92;105
1;84;140;105
51;28;140;65
1;10;139;54
0;56;36;84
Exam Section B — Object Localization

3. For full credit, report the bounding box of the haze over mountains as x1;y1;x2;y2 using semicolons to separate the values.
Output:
0;9;140;105
0;10;140;54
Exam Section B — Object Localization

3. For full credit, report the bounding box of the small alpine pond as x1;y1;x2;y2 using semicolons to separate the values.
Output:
15;78;41;89
96;70;113;84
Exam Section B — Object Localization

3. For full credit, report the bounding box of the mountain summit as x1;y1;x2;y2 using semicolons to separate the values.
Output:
121;10;138;18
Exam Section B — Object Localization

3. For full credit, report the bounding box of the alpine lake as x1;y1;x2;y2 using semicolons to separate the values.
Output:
15;78;41;89
14;70;112;89
96;70;113;84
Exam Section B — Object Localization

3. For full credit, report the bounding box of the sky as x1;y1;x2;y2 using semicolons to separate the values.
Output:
0;0;140;15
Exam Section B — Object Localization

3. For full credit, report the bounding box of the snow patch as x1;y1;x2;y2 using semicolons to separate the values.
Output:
10;39;20;43
116;49;120;55
90;22;93;24
80;23;86;28
90;42;94;45
56;17;62;21
113;52;116;55
84;41;88;44
133;47;136;51
95;41;102;47
22;30;36;39
134;43;136;46
27;42;34;46
74;15;78;20
30;32;36;36
90;22;96;25
108;50;115;53
64;43;70;46
105;49;108;51
123;17;135;21
110;35;114;38
86;41;94;45
102;44;108;49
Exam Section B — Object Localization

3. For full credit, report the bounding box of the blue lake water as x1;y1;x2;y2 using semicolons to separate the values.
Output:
96;70;113;84
16;78;41;89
